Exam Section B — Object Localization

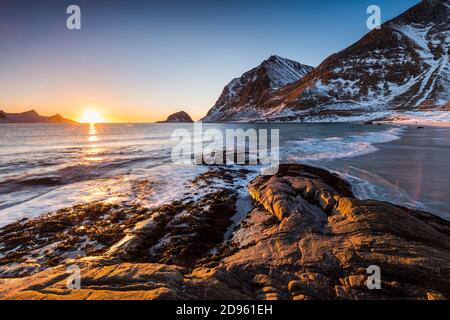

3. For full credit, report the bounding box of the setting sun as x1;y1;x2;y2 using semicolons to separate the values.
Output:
79;109;105;123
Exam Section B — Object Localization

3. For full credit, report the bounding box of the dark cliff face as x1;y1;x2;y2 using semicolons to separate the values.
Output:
203;0;449;122
202;55;313;122
160;111;194;123
0;110;76;124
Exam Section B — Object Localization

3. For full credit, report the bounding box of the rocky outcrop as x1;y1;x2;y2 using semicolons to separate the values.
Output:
0;109;76;124
0;168;247;277
158;111;194;123
1;164;449;300
241;164;450;299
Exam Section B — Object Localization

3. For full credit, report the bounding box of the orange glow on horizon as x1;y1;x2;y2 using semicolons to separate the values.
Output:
79;109;106;124
2;104;202;123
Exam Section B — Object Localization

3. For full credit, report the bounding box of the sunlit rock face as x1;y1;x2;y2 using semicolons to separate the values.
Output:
1;164;450;300
204;0;450;122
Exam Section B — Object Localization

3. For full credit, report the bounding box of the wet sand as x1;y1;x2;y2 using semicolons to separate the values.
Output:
328;125;450;221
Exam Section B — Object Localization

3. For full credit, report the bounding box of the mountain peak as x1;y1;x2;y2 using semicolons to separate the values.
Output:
202;56;313;122
202;0;449;122
265;55;284;63
261;55;313;90
23;109;39;117
49;114;64;120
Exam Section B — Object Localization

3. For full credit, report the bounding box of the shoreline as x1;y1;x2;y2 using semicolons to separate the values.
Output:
382;120;450;127
2;119;450;127
1;122;448;226
1;163;449;300
323;124;450;221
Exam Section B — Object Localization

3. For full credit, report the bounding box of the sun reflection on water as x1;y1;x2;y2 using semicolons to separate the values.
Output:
84;123;103;162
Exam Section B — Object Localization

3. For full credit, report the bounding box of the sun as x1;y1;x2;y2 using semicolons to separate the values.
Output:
79;109;104;124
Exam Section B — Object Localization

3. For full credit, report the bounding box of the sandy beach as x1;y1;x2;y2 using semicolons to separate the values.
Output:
324;124;450;221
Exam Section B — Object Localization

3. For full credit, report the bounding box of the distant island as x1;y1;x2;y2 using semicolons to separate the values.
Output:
0;109;76;124
157;111;194;123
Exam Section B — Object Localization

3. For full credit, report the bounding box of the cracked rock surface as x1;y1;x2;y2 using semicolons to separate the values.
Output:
1;164;449;300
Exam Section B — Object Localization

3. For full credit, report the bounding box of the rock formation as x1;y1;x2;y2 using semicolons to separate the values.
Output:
1;164;449;300
158;111;194;123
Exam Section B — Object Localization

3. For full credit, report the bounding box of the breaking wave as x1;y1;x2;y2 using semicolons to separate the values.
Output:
284;127;404;162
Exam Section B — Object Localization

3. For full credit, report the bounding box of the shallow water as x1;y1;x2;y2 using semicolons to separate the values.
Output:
0;122;448;226
323;125;450;220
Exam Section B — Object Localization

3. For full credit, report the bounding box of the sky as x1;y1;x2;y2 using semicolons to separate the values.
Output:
0;0;421;122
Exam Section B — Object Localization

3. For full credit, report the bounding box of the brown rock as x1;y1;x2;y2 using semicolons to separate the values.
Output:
1;164;450;300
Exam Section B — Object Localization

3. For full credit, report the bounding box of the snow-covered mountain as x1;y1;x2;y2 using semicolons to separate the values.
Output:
202;55;313;122
203;0;449;122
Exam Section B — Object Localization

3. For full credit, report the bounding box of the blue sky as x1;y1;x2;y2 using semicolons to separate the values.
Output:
0;0;421;121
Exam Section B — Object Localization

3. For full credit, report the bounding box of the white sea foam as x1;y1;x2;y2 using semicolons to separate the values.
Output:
0;163;207;228
336;167;427;211
0;124;406;227
285;126;404;162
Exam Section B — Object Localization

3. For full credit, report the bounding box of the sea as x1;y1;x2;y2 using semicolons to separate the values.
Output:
0;122;449;227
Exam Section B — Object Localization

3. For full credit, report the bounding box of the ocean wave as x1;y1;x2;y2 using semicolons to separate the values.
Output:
334;167;428;212
0;124;407;227
284;127;404;162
